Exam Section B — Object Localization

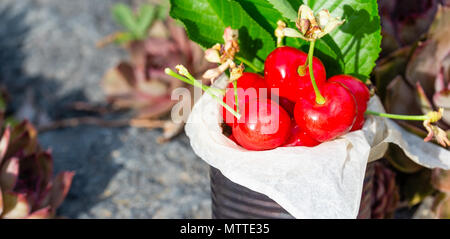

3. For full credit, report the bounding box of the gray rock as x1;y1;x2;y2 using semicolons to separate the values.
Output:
0;0;211;218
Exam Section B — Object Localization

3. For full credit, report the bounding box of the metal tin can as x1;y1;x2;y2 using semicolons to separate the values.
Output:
210;162;375;219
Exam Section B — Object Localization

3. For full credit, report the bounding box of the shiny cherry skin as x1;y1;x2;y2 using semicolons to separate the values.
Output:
278;97;296;117
294;82;358;142
228;133;237;144
329;75;370;131
232;98;291;151
222;72;268;126
264;46;327;102
283;124;320;147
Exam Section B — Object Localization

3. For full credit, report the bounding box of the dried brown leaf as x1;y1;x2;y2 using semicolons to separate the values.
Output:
0;157;19;191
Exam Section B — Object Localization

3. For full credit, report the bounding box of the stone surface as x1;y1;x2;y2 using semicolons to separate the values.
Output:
0;0;211;219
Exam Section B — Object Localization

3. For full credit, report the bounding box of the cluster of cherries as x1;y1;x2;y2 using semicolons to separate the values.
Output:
222;46;370;151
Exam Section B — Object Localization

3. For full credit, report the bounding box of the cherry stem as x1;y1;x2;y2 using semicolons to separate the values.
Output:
165;68;241;120
235;56;262;73
308;40;326;105
277;38;283;47
365;110;429;121
297;60;308;76
232;80;239;114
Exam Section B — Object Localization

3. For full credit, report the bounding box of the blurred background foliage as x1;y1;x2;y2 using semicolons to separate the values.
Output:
373;0;450;218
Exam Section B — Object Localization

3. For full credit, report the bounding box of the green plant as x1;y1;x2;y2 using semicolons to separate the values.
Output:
110;3;158;43
99;2;213;142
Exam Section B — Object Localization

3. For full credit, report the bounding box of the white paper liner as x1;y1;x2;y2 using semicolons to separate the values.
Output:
185;91;450;219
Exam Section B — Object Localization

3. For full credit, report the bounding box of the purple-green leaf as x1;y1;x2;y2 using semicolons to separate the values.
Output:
1;192;30;219
48;171;75;210
0;157;19;191
0;127;10;164
26;206;52;219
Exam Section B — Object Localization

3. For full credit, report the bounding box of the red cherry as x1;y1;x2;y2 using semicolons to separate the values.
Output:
283;124;320;147
294;82;358;142
329;75;370;131
232;98;291;151
228;133;237;144
278;97;296;117
264;46;327;102
222;73;267;126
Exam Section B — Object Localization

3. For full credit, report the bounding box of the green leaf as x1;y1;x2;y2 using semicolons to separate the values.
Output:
135;4;156;39
170;0;381;79
268;0;381;79
231;0;301;56
169;0;276;70
156;1;170;20
232;0;280;33
112;4;139;36
266;0;298;21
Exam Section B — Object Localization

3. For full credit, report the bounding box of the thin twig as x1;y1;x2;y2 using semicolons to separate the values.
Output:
66;101;112;115
37;117;131;132
96;32;122;48
129;118;166;128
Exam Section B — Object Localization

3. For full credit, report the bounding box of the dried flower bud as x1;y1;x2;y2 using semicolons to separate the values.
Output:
203;68;222;82
223;27;240;59
297;19;310;35
282;27;304;38
205;48;221;63
230;63;245;83
298;5;317;26
317;9;345;37
175;65;190;77
212;43;222;51
223;27;239;44
294;5;345;41
423;109;450;147
202;59;235;84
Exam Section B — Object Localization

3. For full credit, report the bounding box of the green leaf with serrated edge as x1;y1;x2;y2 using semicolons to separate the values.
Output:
231;0;302;59
266;0;298;22
169;0;276;70
136;4;156;39
112;4;139;37
269;0;381;79
232;0;281;33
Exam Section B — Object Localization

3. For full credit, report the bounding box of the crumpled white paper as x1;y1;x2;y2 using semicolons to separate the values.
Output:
185;89;450;219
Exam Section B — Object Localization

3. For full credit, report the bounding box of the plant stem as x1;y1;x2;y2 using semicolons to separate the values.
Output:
308;40;326;105
235;56;262;73
232;80;239;114
165;68;240;119
165;68;224;95
365;110;429;121
175;67;212;93
277;38;283;47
